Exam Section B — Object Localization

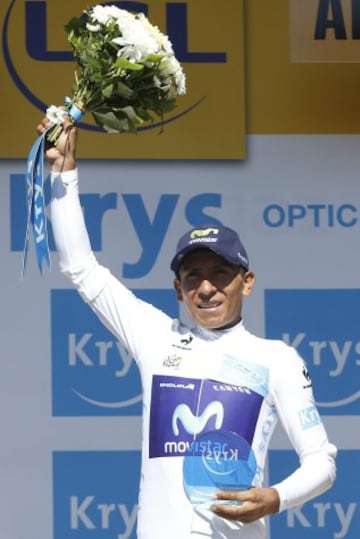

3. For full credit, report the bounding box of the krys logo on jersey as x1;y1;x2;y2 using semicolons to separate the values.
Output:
53;450;141;539
268;450;359;539
51;289;179;416
2;0;246;158
265;289;360;415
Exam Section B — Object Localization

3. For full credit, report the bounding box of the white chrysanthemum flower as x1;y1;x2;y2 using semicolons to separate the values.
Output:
112;7;136;26
153;75;161;88
90;5;131;26
112;36;127;48
175;68;186;95
86;23;101;32
115;17;160;60
160;57;186;95
90;5;113;25
153;74;171;92
113;43;142;63
46;105;66;124
136;13;174;54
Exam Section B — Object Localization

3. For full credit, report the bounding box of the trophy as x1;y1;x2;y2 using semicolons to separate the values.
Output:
183;429;257;507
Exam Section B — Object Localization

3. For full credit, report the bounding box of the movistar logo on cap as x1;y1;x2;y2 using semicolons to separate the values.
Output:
190;228;219;243
190;228;219;239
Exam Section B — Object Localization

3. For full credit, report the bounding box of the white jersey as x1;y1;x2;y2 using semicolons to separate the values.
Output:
50;170;336;539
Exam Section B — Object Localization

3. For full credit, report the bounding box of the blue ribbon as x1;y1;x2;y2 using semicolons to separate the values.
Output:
64;96;85;122
22;128;51;277
22;98;85;276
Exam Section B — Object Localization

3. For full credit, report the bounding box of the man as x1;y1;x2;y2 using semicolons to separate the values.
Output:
39;118;336;539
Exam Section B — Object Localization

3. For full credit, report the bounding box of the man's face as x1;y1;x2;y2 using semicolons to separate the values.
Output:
173;249;254;330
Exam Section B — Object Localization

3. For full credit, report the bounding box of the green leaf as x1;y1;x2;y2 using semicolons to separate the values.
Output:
104;81;132;100
92;108;142;133
120;105;143;123
115;57;144;71
157;98;177;113
82;56;102;72
144;53;166;63
65;16;86;38
102;84;114;99
92;110;128;132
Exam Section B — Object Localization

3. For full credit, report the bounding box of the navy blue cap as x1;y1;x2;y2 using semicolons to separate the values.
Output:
170;224;249;273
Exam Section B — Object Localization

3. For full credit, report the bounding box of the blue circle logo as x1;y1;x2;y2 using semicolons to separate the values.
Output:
183;430;257;506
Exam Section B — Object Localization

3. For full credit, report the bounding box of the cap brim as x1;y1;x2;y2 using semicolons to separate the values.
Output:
170;244;245;273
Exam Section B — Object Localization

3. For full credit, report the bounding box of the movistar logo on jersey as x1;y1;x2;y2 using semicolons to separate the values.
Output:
265;289;360;415
53;450;140;539
149;375;264;458
172;401;224;435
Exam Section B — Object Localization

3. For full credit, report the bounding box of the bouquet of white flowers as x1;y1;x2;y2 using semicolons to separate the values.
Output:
23;4;186;276
46;3;186;142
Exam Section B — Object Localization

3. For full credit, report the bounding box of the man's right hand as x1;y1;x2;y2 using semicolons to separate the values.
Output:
37;115;78;173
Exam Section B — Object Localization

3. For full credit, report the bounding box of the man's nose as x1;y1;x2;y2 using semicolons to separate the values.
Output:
198;278;216;296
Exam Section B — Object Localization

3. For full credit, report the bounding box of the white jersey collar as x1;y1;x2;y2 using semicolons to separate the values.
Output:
193;319;245;341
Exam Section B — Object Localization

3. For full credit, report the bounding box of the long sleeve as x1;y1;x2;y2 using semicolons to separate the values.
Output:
270;347;337;512
271;442;337;512
50;168;111;300
50;168;173;360
51;169;91;270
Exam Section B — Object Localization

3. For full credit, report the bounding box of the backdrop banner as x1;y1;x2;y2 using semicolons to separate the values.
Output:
1;1;359;538
1;134;359;538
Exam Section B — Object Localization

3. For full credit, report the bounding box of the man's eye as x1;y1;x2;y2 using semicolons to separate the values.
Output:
187;272;200;279
215;269;228;276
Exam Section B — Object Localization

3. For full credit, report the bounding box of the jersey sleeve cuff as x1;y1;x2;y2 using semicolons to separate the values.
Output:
50;168;78;185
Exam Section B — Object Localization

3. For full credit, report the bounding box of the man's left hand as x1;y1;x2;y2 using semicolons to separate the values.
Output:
211;487;280;523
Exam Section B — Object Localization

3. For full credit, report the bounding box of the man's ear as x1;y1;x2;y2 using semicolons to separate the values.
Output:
242;271;255;296
174;279;183;302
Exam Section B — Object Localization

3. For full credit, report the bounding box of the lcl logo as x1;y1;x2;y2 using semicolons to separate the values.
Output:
3;0;227;131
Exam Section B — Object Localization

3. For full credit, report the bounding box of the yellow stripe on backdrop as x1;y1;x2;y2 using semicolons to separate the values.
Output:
0;0;246;159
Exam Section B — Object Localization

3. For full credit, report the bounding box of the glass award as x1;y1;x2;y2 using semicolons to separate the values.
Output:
183;429;257;507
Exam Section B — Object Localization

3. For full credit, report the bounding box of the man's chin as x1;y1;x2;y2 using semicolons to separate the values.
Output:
194;314;224;330
193;312;241;331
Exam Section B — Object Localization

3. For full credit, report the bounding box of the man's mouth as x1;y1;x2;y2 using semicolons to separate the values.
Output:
198;302;222;310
